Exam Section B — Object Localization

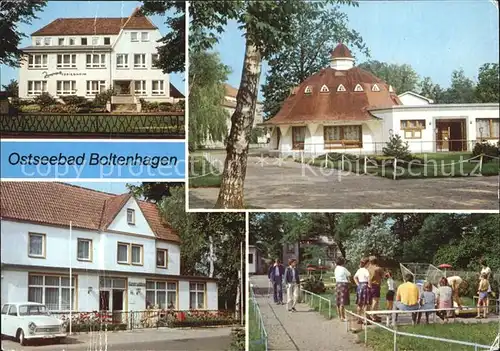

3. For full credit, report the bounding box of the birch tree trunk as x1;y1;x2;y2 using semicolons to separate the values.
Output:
235;274;241;321
215;38;262;209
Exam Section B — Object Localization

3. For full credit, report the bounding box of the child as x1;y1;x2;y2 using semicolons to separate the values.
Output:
436;277;453;323
385;272;395;311
417;282;436;324
477;273;490;319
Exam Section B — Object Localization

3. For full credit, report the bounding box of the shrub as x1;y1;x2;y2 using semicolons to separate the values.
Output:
383;134;413;161
472;142;499;163
67;323;127;333
60;95;88;107
34;92;57;107
301;275;326;294
230;328;245;351
19;104;41;112
93;89;115;107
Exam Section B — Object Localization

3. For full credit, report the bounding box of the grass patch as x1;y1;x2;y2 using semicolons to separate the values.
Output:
364;322;499;351
189;156;222;188
300;152;499;179
249;300;267;351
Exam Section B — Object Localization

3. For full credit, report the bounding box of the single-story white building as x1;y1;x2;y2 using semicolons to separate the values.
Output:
263;43;499;156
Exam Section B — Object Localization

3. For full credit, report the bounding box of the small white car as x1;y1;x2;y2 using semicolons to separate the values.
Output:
1;302;67;345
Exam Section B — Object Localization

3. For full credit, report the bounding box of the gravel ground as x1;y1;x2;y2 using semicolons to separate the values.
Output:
250;275;369;351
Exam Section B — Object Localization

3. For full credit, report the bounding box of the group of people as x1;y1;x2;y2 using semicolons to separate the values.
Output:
334;256;494;325
268;255;493;323
268;258;301;312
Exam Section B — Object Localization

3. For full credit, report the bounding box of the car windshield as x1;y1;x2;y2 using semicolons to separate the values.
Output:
18;305;50;316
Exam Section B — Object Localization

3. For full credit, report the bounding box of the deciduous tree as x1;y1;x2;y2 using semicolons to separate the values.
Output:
357;60;419;94
1;79;18;97
0;0;46;67
475;63;499;103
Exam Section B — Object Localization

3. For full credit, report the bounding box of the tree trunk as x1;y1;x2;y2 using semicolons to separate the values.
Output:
215;37;262;209
235;275;241;321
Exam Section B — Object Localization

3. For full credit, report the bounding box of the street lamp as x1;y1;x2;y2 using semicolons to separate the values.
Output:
388;129;393;138
479;127;484;142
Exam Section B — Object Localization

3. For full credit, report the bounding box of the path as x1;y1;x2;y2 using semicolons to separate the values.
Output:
250;275;368;351
189;152;498;209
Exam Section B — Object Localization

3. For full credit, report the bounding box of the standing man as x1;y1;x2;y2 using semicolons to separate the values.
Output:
394;273;420;325
447;275;466;309
285;259;300;312
367;256;384;323
268;259;285;304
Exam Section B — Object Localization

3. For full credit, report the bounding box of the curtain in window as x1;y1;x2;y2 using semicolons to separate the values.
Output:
28;287;43;303
29;235;43;255
491;120;499;138
324;126;341;141
132;246;141;263
476;119;490;137
167;292;176;308
60;288;74;310
157;291;166;309
117;245;128;262
146;291;155;308
343;126;361;140
78;241;89;259
197;293;204;308
45;288;59;310
189;292;197;309
157;251;165;266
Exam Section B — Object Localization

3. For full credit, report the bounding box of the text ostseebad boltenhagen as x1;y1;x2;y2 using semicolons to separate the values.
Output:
8;152;178;169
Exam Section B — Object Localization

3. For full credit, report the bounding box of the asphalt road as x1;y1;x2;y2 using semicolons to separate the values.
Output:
2;334;232;351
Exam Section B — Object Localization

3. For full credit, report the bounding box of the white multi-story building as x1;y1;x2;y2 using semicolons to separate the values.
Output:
18;8;183;105
0;182;217;314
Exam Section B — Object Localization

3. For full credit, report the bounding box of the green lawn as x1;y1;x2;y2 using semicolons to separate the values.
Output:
188;156;223;188
301;152;499;179
249;300;267;351
363;322;499;351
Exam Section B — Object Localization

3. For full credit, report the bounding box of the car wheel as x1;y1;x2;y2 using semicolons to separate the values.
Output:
17;329;27;346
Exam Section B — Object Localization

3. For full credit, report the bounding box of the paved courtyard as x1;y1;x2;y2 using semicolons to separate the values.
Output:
189;152;499;210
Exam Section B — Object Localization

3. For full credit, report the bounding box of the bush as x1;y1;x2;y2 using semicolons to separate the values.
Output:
472;142;499;163
67;323;127;333
94;89;115;107
34;92;57;107
19;104;41;112
301;275;326;294
60;95;89;107
230;328;245;351
383;134;413;161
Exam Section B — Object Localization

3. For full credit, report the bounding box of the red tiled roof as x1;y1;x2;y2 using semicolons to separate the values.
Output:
224;84;238;98
331;43;353;59
169;83;185;99
265;66;402;124
0;182;180;243
32;8;156;36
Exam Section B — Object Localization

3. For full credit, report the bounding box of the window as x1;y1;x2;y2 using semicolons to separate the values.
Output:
86;54;106;68
28;54;48;69
372;84;380;92
127;209;135;224
131;32;138;42
320;85;329;93
35;38;41;46
56;81;76;95
86;80;106;95
141;32;149;41
8;305;17;316
400;119;426;139
152;80;164;95
476;119;500;139
27;81;47;96
189;283;205;309
116;54;129;68
134;54;146;68
56;54;76;68
354;84;363;92
58;38;64;45
28;233;45;258
77;239;92;261
292;126;306;150
1;305;9;315
324;125;363;148
151;54;159;68
156;249;168;268
117;243;129;264
104;37;111;45
81;38;87;45
146;281;177;309
389;85;394;92
131;244;143;265
69;38;75;45
43;38;51;46
248;253;254;264
337;84;346;92
134;80;147;95
304;86;312;94
28;275;75;311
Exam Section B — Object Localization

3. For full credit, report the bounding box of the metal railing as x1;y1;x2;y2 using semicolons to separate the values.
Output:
50;309;235;332
301;289;333;319
249;286;268;351
344;309;493;351
0;112;185;138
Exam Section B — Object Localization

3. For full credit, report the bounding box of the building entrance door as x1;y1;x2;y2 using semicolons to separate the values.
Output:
436;119;466;152
114;81;132;95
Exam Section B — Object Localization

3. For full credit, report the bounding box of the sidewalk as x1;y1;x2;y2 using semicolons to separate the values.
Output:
251;275;368;351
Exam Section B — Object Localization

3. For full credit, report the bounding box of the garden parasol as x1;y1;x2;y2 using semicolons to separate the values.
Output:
438;263;452;277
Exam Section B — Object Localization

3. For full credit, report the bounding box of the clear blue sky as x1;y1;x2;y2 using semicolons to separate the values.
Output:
216;0;499;95
65;181;139;194
0;1;184;92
